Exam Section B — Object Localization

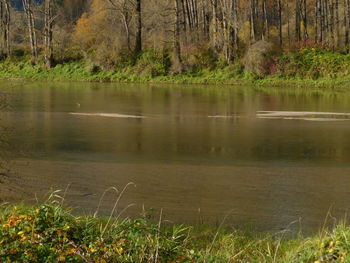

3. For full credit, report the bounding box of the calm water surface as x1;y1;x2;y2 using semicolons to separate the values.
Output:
2;81;350;232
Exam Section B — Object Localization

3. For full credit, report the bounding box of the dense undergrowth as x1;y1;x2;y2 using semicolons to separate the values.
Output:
0;47;350;87
1;195;350;263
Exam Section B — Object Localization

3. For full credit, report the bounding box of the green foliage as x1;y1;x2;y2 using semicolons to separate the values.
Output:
2;199;350;262
11;49;27;58
0;201;196;263
134;50;171;77
187;47;218;71
278;48;350;79
114;49;138;71
0;47;350;87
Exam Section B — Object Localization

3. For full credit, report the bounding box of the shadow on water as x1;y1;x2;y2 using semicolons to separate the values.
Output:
0;91;13;203
0;91;31;203
0;91;10;174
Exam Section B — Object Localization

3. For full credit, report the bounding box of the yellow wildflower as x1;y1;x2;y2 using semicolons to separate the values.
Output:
90;247;98;253
116;247;124;255
58;255;66;262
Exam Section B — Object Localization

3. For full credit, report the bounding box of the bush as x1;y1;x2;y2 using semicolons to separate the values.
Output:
134;50;171;77
187;46;218;71
243;41;279;77
114;49;138;71
11;49;26;58
278;48;350;79
85;61;101;74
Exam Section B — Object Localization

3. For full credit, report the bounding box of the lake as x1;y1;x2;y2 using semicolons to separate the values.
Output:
1;81;350;232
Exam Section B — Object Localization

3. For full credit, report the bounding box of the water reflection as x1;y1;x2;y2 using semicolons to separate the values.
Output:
1;81;350;231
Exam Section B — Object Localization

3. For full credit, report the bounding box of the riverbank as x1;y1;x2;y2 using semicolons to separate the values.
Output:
1;199;349;263
1;60;349;89
1;48;350;88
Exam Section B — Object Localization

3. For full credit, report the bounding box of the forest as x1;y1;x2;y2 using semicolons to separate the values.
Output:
0;0;350;82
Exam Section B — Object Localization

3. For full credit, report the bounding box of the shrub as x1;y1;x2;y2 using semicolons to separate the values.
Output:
277;48;350;79
187;46;218;71
11;49;26;58
243;41;279;77
114;49;138;71
134;50;171;77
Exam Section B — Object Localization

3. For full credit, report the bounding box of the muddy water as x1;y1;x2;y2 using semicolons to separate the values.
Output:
2;81;350;231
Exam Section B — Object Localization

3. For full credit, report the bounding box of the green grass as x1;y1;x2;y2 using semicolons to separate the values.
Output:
1;192;350;263
1;47;350;88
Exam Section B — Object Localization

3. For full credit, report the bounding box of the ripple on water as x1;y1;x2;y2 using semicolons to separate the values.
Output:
256;111;350;121
70;113;146;119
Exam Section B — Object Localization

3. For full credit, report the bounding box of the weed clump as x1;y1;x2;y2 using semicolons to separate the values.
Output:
134;50;171;77
278;48;350;79
2;198;350;262
0;200;196;263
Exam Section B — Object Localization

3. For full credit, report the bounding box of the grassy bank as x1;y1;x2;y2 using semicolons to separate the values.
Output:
1;197;350;263
0;47;350;88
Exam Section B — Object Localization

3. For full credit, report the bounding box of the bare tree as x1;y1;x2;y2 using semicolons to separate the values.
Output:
250;0;256;42
277;0;282;46
295;0;301;42
210;0;218;49
134;0;142;53
44;0;54;69
262;0;269;41
22;0;38;64
106;0;134;50
301;0;308;41
345;0;350;51
0;0;10;58
172;0;183;72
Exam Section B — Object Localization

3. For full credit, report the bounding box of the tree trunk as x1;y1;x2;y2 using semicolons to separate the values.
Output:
211;0;218;50
250;0;256;42
4;0;9;57
221;1;231;62
295;0;301;42
277;0;282;46
329;0;335;49
262;0;269;41
134;0;142;54
346;0;350;51
316;0;323;42
202;0;210;40
44;0;54;69
231;0;239;49
335;0;340;47
0;0;10;58
286;0;291;45
185;0;193;29
22;0;37;64
302;0;308;41
121;13;131;50
193;0;198;29
172;0;183;73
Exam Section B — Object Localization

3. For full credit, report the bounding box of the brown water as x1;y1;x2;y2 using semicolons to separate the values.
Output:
1;81;350;231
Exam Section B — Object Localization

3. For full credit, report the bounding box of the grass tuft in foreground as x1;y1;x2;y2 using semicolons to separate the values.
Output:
1;195;350;262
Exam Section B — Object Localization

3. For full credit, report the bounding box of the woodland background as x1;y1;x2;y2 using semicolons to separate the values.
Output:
0;0;349;79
